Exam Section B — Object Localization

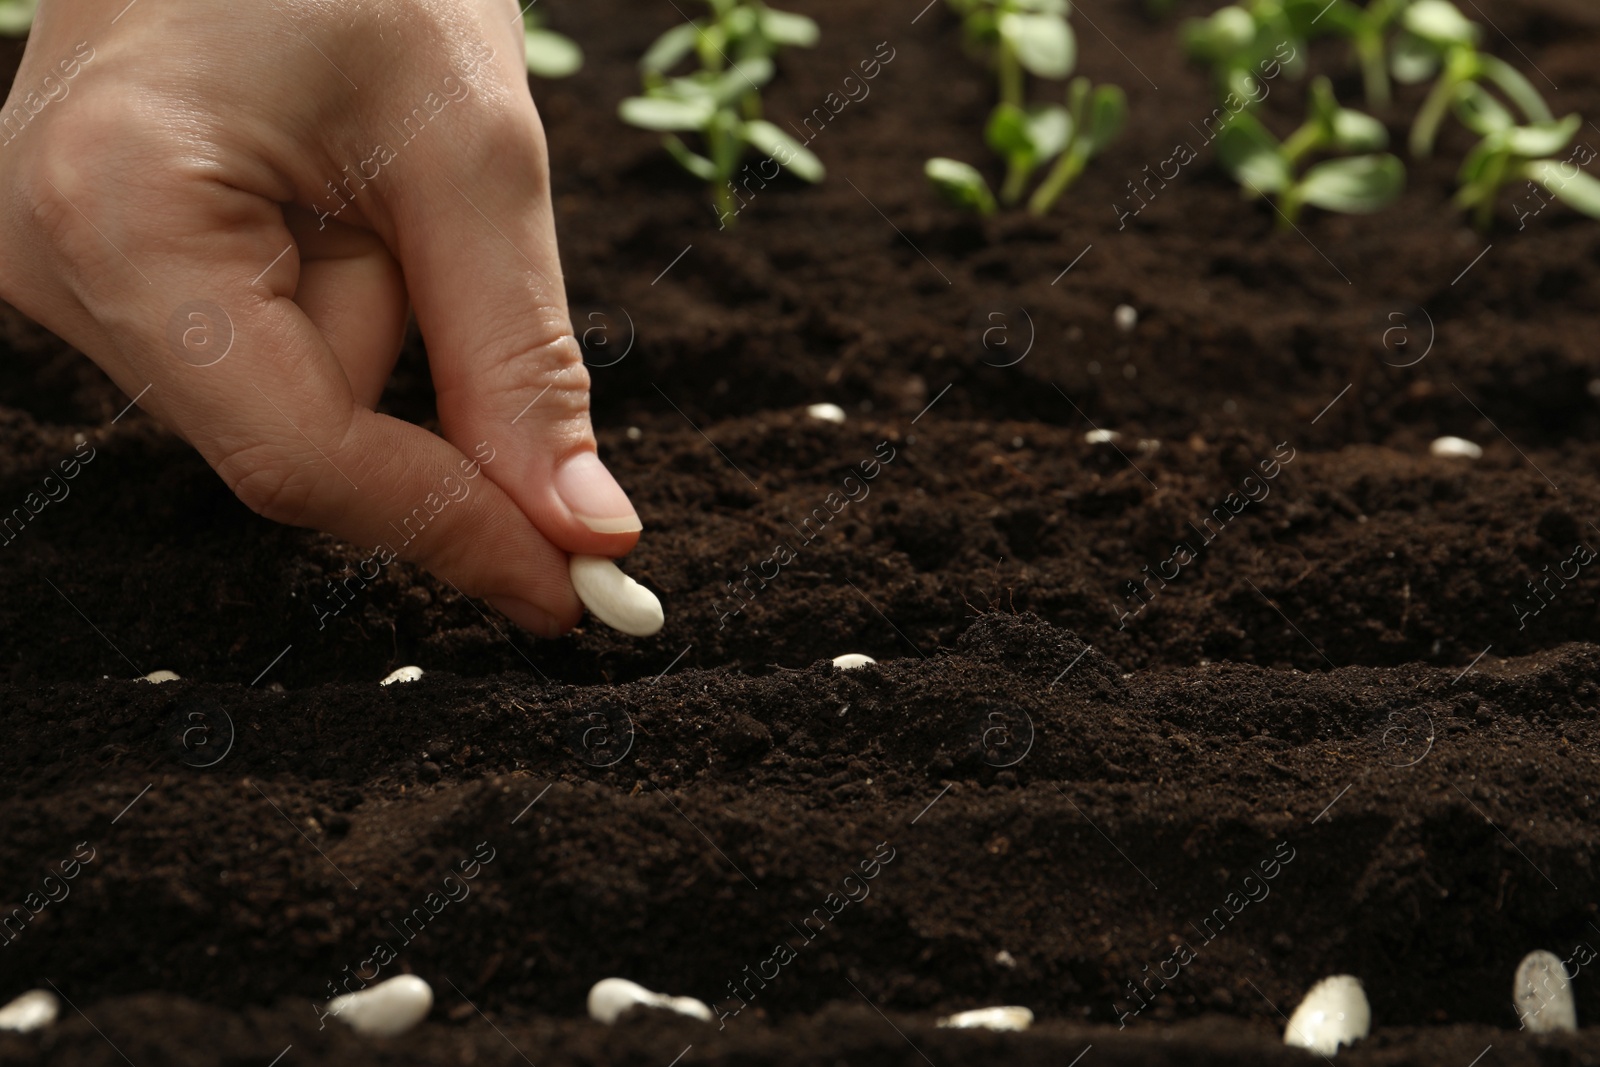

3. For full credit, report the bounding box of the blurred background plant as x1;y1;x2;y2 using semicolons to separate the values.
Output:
618;0;823;221
925;0;1125;216
522;8;583;79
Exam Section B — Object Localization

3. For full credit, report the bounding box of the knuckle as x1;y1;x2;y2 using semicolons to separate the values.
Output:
457;324;594;425
215;443;319;527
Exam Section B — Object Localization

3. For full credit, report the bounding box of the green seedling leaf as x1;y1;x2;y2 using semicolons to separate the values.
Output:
986;103;1072;164
662;135;721;181
1332;108;1389;152
1184;6;1255;61
1479;55;1553;124
999;12;1076;78
743;119;826;181
1298;153;1405;213
759;8;821;47
619;94;718;131
1455;136;1498;187
1528;159;1600;218
524;27;584;79
1390;31;1441;84
712;56;776;105
1402;0;1478;47
1504;114;1580;159
1088;84;1127;151
0;0;34;34
641;22;704;74
926;157;998;215
1452;83;1514;137
725;6;760;39
1216;113;1291;195
1013;0;1071;12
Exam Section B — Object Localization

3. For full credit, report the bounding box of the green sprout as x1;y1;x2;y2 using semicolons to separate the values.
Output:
1401;0;1550;158
0;0;35;35
522;10;583;79
925;0;1125;215
1216;76;1404;226
1312;0;1409;110
619;0;823;222
1449;86;1600;230
1182;0;1313;108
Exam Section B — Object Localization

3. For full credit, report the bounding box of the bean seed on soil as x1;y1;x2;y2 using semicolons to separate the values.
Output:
587;978;712;1024
1284;975;1370;1055
832;653;876;669
380;666;423;686
1429;436;1483;459
936;1006;1033;1031
0;990;57;1032
569;556;664;637
1084;429;1120;444
806;403;846;424
142;670;180;683
1513;950;1577;1033
325;975;433;1037
1114;304;1138;333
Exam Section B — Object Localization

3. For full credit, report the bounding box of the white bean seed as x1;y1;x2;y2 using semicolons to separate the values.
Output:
806;403;847;424
325;975;433;1037
832;654;876;669
1514;949;1577;1033
1114;304;1138;333
587;978;711;1024
1430;436;1483;460
937;1006;1033;1031
142;670;180;683
1084;429;1120;445
0;990;58;1032
1284;975;1369;1055
570;556;664;638
380;666;424;686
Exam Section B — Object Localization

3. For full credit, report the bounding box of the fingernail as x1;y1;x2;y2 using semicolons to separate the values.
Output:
553;451;642;535
486;596;566;640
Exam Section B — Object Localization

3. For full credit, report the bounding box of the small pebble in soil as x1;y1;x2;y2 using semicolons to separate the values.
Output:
626;426;643;441
142;670;180;683
1513;949;1577;1033
937;1006;1033;1031
1084;429;1120;444
0;990;58;1032
832;654;876;669
1284;975;1370;1055
570;556;664;637
1114;304;1138;333
806;403;847;424
587;978;712;1024
325;974;433;1037
994;949;1017;969
1430;436;1483;460
380;666;424;686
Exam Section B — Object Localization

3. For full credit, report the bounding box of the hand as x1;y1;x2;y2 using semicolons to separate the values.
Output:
0;0;640;637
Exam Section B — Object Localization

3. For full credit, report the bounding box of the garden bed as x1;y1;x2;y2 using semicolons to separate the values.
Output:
2;0;1599;1063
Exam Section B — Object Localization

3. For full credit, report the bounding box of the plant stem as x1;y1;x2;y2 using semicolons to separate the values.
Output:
1356;32;1390;111
998;39;1023;111
1277;185;1304;230
1029;146;1086;215
1474;152;1509;231
1000;157;1031;206
1281;122;1323;167
1410;50;1475;158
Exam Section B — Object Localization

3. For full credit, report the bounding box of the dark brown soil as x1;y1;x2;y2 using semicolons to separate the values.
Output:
3;0;1600;1064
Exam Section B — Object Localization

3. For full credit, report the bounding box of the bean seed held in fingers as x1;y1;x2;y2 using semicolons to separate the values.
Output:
570;556;664;638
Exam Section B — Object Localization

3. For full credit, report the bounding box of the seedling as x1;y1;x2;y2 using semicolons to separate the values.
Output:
1400;0;1551;158
1311;0;1408;109
619;0;823;221
1449;85;1600;230
522;10;583;79
1182;0;1312;107
926;0;1125;215
1216;76;1404;225
0;0;33;35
